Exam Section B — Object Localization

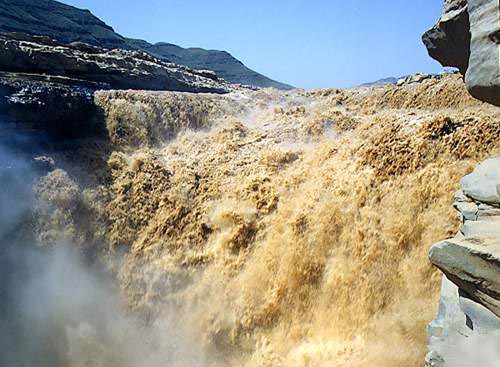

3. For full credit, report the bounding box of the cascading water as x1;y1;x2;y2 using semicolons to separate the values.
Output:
0;74;499;367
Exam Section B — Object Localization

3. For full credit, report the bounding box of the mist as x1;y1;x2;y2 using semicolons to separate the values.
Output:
0;135;210;367
442;333;500;367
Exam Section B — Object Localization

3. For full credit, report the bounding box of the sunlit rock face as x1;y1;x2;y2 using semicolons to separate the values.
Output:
423;0;500;106
0;33;231;94
427;158;500;367
464;0;500;107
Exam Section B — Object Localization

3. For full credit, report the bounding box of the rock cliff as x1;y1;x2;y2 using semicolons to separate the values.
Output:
0;31;237;142
424;2;500;365
423;0;500;106
0;0;292;90
427;158;500;366
0;33;230;94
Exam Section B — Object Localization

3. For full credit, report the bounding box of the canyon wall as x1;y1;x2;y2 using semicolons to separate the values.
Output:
0;0;293;89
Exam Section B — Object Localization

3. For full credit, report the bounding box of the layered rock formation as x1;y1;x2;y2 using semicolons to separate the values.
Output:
0;33;230;93
423;0;500;106
424;4;500;362
0;0;292;89
0;72;98;139
427;158;500;366
0;32;235;139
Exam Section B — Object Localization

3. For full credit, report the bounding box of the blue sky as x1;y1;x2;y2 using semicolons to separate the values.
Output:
63;0;445;88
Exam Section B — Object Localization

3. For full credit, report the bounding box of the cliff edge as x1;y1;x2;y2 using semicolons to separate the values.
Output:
426;158;500;366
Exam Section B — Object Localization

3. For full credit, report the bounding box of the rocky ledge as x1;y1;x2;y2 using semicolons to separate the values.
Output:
426;157;500;366
423;0;500;106
0;72;100;140
0;32;231;94
0;32;238;141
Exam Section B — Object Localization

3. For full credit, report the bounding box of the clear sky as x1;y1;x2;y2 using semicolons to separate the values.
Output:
63;0;445;88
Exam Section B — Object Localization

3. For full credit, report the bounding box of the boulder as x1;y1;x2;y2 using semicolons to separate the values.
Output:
429;238;500;318
465;0;500;106
423;0;500;106
461;158;500;204
422;0;470;74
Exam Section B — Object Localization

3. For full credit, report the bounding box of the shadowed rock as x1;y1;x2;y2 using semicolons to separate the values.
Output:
422;0;471;74
423;0;500;106
429;158;500;319
427;157;500;366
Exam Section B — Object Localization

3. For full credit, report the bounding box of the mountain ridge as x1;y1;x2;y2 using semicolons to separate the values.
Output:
0;0;293;90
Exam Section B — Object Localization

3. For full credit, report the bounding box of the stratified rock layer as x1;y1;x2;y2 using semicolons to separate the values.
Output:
427;157;500;366
0;0;292;89
430;238;500;318
0;33;231;94
0;72;99;139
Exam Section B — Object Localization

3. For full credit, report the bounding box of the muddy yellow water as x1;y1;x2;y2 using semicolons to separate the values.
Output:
33;74;500;367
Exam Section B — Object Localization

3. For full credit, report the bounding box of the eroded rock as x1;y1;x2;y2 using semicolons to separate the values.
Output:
422;0;471;74
0;32;231;94
423;0;500;106
461;158;500;204
465;0;500;106
0;72;99;139
430;238;500;318
0;0;292;89
427;157;500;365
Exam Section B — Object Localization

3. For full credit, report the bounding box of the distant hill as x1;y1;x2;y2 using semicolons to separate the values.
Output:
358;76;401;88
0;0;293;90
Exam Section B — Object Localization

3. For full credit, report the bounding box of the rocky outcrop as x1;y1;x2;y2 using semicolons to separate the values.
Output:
396;73;435;86
0;32;236;139
0;33;230;94
465;0;500;106
423;0;500;106
0;0;292;90
0;72;98;139
427;157;500;366
422;0;471;74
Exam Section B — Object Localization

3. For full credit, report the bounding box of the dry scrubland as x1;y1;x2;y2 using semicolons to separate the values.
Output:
35;74;500;367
